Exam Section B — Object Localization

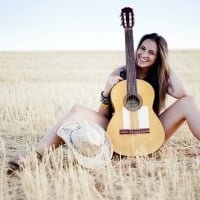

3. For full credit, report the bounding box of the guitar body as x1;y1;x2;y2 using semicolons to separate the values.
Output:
107;79;165;156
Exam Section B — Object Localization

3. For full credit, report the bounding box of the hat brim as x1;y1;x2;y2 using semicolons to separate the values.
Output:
57;121;113;169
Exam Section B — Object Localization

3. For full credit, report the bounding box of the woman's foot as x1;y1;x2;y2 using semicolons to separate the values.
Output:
6;151;42;175
6;154;25;175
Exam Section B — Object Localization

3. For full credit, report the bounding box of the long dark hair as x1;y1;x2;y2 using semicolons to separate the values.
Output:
136;33;169;115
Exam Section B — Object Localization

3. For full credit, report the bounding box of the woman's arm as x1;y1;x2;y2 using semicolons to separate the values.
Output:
98;67;123;118
167;68;188;99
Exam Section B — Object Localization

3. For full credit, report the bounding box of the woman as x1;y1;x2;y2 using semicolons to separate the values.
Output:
7;33;200;173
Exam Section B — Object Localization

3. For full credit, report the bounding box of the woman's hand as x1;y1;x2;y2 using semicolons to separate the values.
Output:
103;75;123;97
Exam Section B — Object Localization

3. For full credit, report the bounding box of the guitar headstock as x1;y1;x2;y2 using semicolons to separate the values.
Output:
121;7;134;28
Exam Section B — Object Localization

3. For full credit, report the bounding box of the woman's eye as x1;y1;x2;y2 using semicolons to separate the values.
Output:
149;51;155;55
140;46;145;50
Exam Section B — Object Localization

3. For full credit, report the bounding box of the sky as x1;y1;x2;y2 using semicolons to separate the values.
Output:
0;0;199;50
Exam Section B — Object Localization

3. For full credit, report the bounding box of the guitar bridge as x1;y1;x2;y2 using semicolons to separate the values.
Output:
120;128;150;134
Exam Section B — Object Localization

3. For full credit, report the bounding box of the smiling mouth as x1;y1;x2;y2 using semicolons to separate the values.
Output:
139;57;148;63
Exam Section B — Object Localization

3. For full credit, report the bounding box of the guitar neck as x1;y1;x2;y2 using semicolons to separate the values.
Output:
124;28;137;96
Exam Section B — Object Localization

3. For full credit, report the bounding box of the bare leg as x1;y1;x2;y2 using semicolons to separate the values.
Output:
35;105;109;155
7;105;109;174
160;95;200;142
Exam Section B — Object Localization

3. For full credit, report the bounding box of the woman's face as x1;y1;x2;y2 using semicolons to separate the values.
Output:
136;39;158;68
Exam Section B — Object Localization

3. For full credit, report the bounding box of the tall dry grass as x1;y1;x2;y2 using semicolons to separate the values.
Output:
0;50;199;200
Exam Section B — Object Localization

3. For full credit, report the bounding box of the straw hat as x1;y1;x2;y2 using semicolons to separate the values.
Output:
57;120;113;169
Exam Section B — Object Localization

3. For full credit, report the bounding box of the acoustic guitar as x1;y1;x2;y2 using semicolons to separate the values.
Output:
106;7;165;156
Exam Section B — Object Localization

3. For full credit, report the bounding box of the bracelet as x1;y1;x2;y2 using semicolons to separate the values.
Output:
100;91;110;105
101;103;110;109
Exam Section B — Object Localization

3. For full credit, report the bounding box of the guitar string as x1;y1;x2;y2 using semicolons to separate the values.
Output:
125;28;141;135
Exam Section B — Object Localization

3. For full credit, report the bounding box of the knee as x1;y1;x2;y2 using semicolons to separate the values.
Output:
181;95;194;103
69;105;85;114
61;105;86;122
178;95;196;109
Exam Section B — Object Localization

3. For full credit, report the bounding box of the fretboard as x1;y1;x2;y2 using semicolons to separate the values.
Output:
124;28;137;97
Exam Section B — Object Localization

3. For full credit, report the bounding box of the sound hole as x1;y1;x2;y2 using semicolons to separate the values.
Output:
124;94;142;111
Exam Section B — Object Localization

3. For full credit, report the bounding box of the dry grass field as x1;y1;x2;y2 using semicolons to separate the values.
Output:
0;50;200;199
